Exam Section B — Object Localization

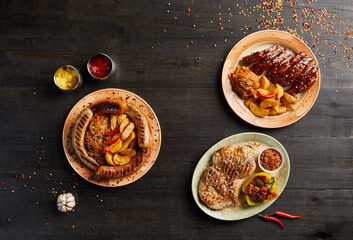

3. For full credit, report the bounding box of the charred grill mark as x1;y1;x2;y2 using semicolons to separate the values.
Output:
206;168;231;200
201;147;256;207
93;100;127;116
125;104;151;149
228;159;237;180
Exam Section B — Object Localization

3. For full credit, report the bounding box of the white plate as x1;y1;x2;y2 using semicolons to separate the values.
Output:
191;132;290;221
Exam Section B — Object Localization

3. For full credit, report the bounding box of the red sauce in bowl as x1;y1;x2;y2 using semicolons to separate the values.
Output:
259;148;282;172
88;54;112;78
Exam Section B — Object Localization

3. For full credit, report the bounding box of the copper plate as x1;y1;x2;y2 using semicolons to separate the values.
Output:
222;30;321;128
62;88;162;187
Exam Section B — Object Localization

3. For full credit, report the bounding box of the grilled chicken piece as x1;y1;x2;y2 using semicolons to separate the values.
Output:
250;47;283;75
198;166;233;210
84;114;110;164
198;146;256;210
286;64;318;96
266;50;297;83
242;45;281;66
212;146;256;180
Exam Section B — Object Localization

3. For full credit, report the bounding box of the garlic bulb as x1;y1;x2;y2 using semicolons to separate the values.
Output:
57;192;76;212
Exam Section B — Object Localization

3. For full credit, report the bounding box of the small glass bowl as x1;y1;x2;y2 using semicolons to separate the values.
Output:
258;147;284;174
87;53;115;80
53;65;82;92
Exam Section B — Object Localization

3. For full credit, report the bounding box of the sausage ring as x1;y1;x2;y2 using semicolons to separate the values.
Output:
71;99;151;178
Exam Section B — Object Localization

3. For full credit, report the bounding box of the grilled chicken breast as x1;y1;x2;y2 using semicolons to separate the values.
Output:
212;146;256;180
198;145;257;210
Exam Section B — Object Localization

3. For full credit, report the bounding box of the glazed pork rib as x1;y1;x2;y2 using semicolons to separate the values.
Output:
242;45;281;66
240;44;318;94
198;146;256;210
286;63;318;96
255;49;295;76
250;47;283;75
266;49;298;82
279;53;313;86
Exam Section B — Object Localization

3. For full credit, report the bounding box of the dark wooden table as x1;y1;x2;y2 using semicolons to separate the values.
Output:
1;0;352;239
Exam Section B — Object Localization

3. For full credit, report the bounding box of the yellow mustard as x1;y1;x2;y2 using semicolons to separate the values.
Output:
54;66;79;90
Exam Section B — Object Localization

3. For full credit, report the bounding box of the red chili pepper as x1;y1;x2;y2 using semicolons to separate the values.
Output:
106;136;119;145
106;128;118;136
257;91;276;99
104;147;113;154
275;211;302;219
258;214;284;229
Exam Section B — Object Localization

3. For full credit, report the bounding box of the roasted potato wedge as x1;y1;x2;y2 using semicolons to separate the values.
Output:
260;99;280;109
277;106;287;114
254;89;272;99
121;122;135;140
110;114;118;131
119;131;136;152
269;105;286;116
244;97;257;108
275;84;284;98
119;117;130;133
257;89;271;95
268;84;278;94
105;153;115;166
119;149;137;157
283;92;298;104
118;114;127;125
113;154;131;166
259;76;270;90
250;102;269;117
253;91;258;99
107;139;122;153
281;98;295;111
272;105;280;113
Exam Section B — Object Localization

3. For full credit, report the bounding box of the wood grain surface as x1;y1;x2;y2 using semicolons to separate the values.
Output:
0;0;352;239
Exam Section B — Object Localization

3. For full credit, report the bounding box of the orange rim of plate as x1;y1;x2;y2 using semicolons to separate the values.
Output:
222;30;321;128
62;88;162;187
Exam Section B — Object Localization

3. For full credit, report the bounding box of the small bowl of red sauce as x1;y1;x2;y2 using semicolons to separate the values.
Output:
87;53;115;80
258;147;283;173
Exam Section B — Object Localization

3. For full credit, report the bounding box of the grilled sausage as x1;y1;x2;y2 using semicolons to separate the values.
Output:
94;99;127;115
72;108;100;171
95;149;147;178
72;100;152;179
124;103;151;149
